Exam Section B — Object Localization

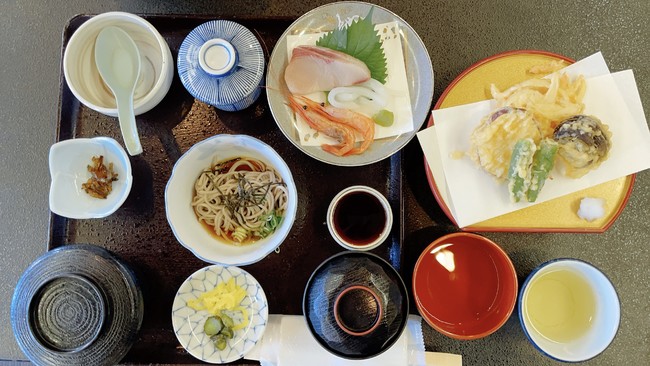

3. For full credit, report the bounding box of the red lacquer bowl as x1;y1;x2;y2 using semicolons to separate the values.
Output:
413;233;518;340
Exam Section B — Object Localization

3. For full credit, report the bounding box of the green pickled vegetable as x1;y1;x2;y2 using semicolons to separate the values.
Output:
220;313;235;328
372;109;394;127
204;316;223;336
220;326;234;339
526;138;559;202
212;334;227;350
507;138;536;203
204;314;237;351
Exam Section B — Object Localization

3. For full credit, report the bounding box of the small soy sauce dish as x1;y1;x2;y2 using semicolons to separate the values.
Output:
327;185;393;251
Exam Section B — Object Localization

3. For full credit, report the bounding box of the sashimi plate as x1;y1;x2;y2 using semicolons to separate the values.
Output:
267;1;434;167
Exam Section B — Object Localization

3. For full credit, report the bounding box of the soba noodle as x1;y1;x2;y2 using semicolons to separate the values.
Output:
192;157;288;245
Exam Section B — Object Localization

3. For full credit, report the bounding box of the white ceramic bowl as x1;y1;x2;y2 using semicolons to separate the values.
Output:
326;185;393;251
519;258;620;362
63;11;173;116
165;135;298;266
49;137;133;219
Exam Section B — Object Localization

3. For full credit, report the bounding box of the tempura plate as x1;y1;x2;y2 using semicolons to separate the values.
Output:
425;50;634;232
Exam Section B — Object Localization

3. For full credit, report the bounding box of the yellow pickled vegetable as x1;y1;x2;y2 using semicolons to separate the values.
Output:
187;278;250;330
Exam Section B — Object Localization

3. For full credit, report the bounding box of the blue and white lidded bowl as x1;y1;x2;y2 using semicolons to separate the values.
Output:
178;20;265;111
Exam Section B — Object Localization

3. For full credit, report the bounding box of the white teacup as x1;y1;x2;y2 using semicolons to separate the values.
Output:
519;258;620;362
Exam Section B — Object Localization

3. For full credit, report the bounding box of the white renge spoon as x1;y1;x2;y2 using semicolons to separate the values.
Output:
95;26;143;156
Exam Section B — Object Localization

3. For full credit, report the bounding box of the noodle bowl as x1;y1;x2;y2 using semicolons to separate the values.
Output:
192;157;288;245
165;134;297;265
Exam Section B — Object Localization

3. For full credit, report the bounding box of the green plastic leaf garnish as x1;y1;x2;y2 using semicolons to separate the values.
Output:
316;7;388;84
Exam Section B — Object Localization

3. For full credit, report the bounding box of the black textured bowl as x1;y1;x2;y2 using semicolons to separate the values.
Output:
11;244;143;366
303;251;408;359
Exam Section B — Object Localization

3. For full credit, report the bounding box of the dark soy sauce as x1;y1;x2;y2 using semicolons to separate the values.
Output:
333;191;386;246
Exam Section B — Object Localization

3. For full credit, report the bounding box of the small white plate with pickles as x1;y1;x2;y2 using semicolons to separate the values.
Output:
171;265;268;364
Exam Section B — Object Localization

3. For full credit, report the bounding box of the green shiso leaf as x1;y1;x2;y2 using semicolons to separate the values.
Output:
316;7;388;84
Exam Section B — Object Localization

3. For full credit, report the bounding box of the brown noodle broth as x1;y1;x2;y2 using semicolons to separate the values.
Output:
199;220;258;245
192;157;283;246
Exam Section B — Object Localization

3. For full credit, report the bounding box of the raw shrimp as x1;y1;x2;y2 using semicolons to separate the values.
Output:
321;105;375;155
287;95;356;156
288;95;375;156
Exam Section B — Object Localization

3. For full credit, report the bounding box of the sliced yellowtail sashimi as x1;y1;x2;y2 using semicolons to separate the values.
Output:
284;45;371;95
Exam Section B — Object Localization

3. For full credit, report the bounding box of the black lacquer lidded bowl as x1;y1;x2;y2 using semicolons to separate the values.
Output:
302;251;408;359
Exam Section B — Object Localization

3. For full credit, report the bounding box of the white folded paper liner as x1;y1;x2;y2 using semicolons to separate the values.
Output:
417;52;650;228
245;314;462;366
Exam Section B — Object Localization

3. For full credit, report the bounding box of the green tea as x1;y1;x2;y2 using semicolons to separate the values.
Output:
525;268;596;343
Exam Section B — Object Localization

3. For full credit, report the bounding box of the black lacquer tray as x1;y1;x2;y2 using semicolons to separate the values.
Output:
50;14;404;364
